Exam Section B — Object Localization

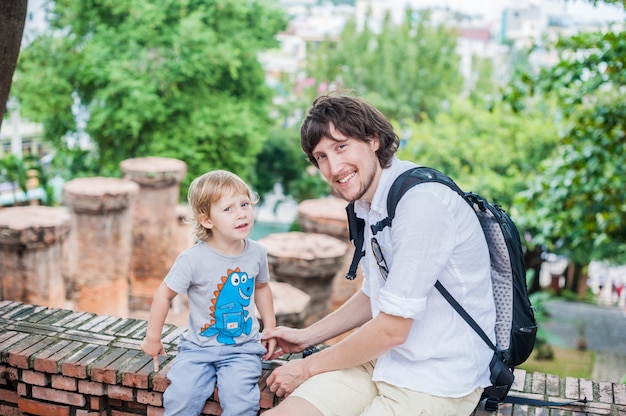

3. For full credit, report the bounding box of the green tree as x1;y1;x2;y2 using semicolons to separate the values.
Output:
304;8;463;122
398;97;559;209
507;9;626;289
13;0;287;195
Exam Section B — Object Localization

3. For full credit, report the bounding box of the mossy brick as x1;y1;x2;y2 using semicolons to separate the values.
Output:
151;359;175;392
88;316;123;333
60;345;104;379
0;300;21;311
546;373;560;397
615;382;626;405
51;311;96;329
33;340;84;374
531;372;547;394
0;331;30;361
90;348;137;384
36;309;74;325
580;378;593;401
3;304;47;321
104;318;145;337
21;307;65;324
598;381;612;403
76;315;118;332
120;354;156;389
111;338;142;351
160;326;184;345
8;321;62;337
61;329;114;346
7;335;58;369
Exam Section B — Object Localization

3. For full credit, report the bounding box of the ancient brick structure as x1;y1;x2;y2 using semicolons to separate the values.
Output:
1;300;623;416
120;157;187;312
0;206;70;309
258;232;347;323
297;197;349;240
62;177;139;317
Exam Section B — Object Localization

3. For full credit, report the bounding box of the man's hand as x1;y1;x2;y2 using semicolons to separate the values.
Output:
141;338;166;372
267;358;309;397
261;326;309;359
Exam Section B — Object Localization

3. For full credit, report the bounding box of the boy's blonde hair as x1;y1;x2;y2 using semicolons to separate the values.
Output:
187;170;258;241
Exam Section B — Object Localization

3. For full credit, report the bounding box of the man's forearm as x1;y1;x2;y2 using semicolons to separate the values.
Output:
304;290;373;346
304;311;413;378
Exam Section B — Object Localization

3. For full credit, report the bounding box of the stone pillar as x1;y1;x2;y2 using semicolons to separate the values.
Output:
119;157;187;312
258;232;347;324
0;206;70;308
63;177;139;316
297;197;349;240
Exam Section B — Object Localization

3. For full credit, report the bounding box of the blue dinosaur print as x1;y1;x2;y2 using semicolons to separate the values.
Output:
199;267;255;345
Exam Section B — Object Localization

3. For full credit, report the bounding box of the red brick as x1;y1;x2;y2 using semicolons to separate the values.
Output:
18;396;70;416
21;369;49;386
0;404;21;416
32;385;86;407
17;382;27;396
61;345;107;379
0;365;19;382
151;360;174;392
90;348;132;384
147;405;165;416
77;410;106;416
137;389;162;406
78;379;106;396
111;411;146;416
0;387;18;403
33;340;83;373
201;399;223;415
120;354;153;388
90;395;107;410
7;336;58;369
107;384;134;401
51;374;77;391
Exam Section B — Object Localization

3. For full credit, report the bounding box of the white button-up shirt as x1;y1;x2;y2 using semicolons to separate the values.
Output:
354;158;496;397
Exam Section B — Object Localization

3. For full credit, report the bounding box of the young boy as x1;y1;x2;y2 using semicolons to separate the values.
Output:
141;170;276;416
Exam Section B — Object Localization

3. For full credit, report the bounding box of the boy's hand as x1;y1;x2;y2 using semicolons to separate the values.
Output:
141;338;166;372
262;336;277;360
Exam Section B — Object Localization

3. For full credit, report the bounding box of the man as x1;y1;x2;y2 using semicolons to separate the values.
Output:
262;93;496;415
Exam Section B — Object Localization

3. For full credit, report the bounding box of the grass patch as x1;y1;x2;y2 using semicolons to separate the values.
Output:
518;346;594;379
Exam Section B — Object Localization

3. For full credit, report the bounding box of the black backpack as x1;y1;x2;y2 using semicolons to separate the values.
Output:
345;166;538;411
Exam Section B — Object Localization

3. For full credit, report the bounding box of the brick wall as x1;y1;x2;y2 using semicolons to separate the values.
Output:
2;299;625;416
0;301;280;415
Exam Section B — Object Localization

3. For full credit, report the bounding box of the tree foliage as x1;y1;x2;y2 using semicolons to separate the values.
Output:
302;8;463;122
13;0;287;195
508;23;626;265
398;97;559;210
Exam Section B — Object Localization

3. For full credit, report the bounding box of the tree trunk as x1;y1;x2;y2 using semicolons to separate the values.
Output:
0;0;28;131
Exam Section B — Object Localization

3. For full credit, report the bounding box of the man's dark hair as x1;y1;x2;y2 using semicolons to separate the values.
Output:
300;94;400;168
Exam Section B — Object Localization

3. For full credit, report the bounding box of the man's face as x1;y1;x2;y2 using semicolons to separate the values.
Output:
311;124;382;203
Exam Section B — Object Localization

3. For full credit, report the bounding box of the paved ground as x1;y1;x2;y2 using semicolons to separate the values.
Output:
542;299;626;382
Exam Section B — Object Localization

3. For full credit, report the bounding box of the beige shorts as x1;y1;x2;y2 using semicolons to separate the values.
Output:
290;360;483;416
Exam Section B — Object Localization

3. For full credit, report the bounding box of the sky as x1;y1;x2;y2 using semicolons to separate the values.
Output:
404;0;626;22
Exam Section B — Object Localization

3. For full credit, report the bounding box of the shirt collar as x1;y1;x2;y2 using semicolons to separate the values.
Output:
354;157;406;220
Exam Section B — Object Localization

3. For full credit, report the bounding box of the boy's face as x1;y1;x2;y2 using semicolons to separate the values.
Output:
311;123;382;203
199;190;254;243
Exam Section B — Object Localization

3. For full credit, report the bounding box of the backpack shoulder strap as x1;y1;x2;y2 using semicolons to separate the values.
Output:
347;166;465;278
346;201;365;280
374;166;465;233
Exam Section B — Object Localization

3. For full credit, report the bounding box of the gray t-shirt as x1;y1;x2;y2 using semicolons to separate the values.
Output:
165;239;270;347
